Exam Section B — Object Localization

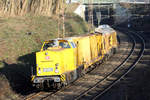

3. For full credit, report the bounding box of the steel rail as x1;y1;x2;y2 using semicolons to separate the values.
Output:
24;83;71;100
24;91;42;100
25;84;74;100
24;90;57;100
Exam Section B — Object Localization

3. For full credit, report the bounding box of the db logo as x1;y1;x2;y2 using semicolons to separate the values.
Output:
45;56;50;60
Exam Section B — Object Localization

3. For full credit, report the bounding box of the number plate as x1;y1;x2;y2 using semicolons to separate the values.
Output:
43;68;53;72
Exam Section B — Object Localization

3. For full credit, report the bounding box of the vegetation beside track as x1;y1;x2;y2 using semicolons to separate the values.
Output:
0;74;19;100
0;14;88;63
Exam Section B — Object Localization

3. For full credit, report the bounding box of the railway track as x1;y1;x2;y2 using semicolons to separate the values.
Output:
24;81;78;100
74;28;145;100
24;91;55;100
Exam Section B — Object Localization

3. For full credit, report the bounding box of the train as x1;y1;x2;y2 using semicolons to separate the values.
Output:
31;25;118;89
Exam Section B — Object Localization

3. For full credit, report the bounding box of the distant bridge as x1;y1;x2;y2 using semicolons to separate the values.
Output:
119;1;150;4
83;3;115;6
80;0;150;4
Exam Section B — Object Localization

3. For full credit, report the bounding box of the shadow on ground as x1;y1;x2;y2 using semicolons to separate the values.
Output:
0;52;36;95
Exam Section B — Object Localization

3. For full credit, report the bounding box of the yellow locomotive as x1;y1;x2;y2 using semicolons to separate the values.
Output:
31;25;118;89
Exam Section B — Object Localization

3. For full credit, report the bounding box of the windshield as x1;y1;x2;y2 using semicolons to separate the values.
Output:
59;42;70;48
43;40;71;50
43;42;55;50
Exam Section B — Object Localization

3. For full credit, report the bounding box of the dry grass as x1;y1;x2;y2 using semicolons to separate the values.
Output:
0;14;88;64
0;74;19;100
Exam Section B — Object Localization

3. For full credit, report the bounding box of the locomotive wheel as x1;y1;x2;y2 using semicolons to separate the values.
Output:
81;69;86;76
36;83;44;90
113;48;117;54
54;83;62;90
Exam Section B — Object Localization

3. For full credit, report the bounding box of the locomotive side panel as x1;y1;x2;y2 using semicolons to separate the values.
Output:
62;49;76;73
62;49;77;83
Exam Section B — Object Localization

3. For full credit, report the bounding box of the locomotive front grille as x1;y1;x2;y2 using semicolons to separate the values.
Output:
33;76;61;84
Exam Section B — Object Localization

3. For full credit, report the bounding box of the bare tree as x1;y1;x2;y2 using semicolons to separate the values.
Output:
0;0;64;16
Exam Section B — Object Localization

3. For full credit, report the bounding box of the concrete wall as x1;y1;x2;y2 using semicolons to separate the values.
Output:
74;5;86;19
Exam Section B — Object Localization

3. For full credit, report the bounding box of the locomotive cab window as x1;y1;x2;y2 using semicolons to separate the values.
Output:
59;41;71;48
43;40;59;50
43;42;55;50
42;40;71;50
70;42;76;48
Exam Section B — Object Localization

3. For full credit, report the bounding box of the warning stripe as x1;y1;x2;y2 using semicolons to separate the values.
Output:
60;74;66;81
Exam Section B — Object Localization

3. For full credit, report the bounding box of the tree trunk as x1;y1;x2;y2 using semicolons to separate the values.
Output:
0;0;63;16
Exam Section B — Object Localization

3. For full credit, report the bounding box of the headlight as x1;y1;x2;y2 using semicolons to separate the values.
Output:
55;63;59;73
38;68;41;74
55;69;59;73
55;63;59;67
54;77;60;82
45;52;48;55
34;79;40;83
